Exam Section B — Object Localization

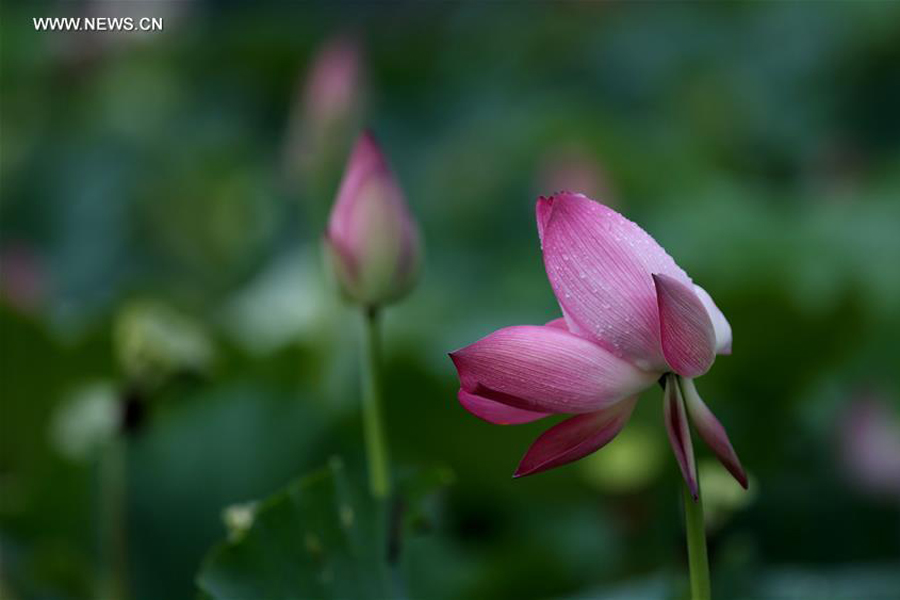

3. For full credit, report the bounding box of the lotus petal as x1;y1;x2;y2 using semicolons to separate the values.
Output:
458;389;549;425
664;374;698;499
514;397;638;477
680;378;747;489
449;325;656;414
537;193;692;372
653;274;716;378
544;317;568;330
693;284;732;355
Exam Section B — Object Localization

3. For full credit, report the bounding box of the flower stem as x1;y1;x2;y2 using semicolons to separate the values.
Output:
682;475;711;600
361;306;391;500
100;438;129;600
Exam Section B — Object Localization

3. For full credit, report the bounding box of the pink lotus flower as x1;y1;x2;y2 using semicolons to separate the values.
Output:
450;192;746;497
325;131;421;307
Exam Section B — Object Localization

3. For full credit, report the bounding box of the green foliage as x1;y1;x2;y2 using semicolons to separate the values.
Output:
197;459;390;600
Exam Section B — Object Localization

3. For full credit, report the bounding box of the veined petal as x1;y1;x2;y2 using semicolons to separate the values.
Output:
680;378;747;489
653;274;716;378
693;284;732;355
514;397;637;477
449;325;656;414
458;389;549;425
537;193;691;372
544;317;568;330
536;194;554;244
664;374;698;500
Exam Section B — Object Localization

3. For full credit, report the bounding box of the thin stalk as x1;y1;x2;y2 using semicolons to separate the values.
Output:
361;307;391;499
100;438;129;600
682;475;711;600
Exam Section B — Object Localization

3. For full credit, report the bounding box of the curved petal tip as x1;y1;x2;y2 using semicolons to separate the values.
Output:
681;378;748;489
536;195;556;242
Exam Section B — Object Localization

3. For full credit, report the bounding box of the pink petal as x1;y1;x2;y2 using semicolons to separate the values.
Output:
303;36;362;127
537;193;692;372
328;131;395;237
693;284;732;355
680;378;748;489
544;317;568;330
536;194;554;244
458;389;549;425
326;131;421;305
514;396;638;477
653;274;716;378
664;374;698;499
449;325;656;415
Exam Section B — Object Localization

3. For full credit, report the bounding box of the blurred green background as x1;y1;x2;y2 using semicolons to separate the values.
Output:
2;2;900;599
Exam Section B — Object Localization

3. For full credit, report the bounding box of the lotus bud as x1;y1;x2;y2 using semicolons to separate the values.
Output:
0;243;45;314
284;35;364;189
839;395;900;498
324;131;421;307
303;36;362;134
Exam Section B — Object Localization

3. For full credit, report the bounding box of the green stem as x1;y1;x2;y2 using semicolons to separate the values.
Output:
682;476;711;600
361;307;391;499
100;438;129;600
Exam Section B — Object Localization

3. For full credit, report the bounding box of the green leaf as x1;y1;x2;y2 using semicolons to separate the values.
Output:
196;458;390;600
395;464;456;536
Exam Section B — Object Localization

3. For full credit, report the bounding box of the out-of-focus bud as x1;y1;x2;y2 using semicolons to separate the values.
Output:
0;243;46;314
839;394;900;499
324;131;421;307
284;35;364;192
303;36;362;137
